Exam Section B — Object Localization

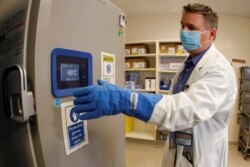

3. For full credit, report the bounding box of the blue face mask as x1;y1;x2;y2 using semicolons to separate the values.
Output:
180;30;208;51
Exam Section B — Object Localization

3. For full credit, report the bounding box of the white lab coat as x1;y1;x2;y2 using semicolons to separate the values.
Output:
149;44;237;167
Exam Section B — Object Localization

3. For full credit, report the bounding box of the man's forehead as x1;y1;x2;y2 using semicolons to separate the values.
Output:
181;12;206;26
181;12;205;21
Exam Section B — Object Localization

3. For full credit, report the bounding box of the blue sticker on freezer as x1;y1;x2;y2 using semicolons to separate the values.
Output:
55;98;61;107
68;122;84;148
61;101;88;155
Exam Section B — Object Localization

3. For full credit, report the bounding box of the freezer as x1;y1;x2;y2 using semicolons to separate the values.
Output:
0;0;126;166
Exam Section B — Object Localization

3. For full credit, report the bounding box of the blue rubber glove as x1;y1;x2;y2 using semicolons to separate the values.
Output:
71;80;162;122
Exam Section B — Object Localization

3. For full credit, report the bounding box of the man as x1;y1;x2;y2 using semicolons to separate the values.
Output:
72;3;237;167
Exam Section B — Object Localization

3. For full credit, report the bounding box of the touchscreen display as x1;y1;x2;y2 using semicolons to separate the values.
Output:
57;55;88;89
51;48;92;97
60;63;80;82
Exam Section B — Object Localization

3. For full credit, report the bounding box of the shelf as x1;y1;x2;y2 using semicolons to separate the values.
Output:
238;139;250;160
125;68;156;71
125;130;156;141
159;53;189;57
239;137;250;149
126;40;157;45
242;127;250;134
158;70;177;73
243;112;250;118
125;53;156;57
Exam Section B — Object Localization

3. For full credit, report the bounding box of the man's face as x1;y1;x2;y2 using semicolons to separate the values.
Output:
180;12;216;55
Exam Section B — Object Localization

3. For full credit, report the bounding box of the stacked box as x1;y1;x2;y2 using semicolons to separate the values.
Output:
125;58;148;69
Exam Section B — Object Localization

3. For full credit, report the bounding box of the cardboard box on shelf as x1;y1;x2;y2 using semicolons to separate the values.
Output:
131;47;138;54
133;62;147;68
125;62;131;69
130;44;148;54
125;45;131;55
160;43;176;54
125;49;130;55
168;47;175;54
160;43;184;54
138;48;147;54
126;58;148;68
125;59;132;68
132;58;147;68
160;43;167;53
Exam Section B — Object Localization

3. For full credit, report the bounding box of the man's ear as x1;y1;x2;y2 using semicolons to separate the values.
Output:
210;28;217;41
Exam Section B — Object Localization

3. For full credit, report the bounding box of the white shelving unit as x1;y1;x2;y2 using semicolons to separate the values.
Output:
158;70;177;73
125;53;156;58
157;41;188;97
125;68;156;72
124;40;188;141
125;118;157;141
159;53;189;57
126;131;156;141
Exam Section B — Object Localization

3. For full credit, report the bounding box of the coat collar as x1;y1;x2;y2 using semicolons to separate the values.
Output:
187;44;216;84
194;44;215;72
170;44;216;92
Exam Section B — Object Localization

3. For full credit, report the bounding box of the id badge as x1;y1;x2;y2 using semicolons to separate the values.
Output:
174;131;193;147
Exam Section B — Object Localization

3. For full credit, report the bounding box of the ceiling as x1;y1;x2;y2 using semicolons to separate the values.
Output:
110;0;250;18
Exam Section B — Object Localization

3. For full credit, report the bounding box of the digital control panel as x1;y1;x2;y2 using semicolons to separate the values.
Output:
51;48;92;97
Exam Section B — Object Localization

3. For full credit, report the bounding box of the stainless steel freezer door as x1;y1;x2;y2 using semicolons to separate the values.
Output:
0;120;37;167
0;65;36;166
0;0;37;166
29;0;126;166
1;0;125;166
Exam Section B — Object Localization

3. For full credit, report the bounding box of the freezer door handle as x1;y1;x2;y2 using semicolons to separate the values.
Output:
2;64;35;122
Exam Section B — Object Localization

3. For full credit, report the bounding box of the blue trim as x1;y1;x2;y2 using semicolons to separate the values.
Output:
51;48;93;97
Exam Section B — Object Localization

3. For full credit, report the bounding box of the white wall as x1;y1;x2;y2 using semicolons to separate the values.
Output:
125;13;250;142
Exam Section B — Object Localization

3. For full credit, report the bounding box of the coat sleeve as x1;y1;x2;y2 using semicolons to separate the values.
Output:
149;63;237;131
